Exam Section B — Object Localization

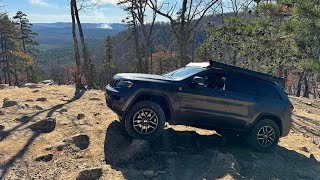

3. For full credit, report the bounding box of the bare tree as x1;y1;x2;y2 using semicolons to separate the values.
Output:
148;0;219;65
70;0;82;88
118;0;157;73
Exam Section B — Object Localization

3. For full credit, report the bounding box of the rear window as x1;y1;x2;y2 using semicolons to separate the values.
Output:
226;73;281;100
257;82;281;100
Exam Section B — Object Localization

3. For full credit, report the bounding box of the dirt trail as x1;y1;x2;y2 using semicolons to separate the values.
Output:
0;85;319;179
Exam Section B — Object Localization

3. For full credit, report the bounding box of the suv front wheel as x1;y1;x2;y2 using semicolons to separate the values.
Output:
124;101;166;141
248;119;280;152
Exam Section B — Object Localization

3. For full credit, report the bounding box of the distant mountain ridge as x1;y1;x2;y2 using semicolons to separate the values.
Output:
32;22;127;49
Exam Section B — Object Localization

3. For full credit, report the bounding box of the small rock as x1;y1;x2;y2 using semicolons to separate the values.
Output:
143;171;158;178
26;99;34;102
0;110;5;116
36;97;47;102
16;115;31;122
28;117;56;133
305;102;313;106
89;97;101;101
18;104;30;109
25;83;41;89
0;125;4;131
32;90;40;93
299;146;309;152
77;113;85;120
33;105;44;110
56;144;65;151
93;112;101;116
76;167;102;180
67;134;90;150
35;154;53;162
2;99;18;108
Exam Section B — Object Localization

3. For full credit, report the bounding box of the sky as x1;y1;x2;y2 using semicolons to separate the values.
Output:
1;0;128;23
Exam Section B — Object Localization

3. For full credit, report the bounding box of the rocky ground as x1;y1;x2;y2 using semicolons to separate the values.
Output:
0;85;319;180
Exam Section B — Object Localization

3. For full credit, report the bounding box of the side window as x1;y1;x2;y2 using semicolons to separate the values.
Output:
226;74;257;96
257;81;281;100
201;73;226;90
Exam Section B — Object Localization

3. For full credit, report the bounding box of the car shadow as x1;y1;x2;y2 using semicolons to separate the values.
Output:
104;120;320;180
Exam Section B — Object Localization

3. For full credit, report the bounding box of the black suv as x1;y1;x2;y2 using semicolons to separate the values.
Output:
105;60;293;151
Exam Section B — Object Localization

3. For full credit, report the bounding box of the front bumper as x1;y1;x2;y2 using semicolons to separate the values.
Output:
105;84;130;116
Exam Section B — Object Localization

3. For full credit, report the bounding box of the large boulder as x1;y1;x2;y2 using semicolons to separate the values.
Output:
76;167;102;180
2;99;18;108
211;150;241;174
104;121;152;165
0;84;9;89
39;79;55;85
28;117;56;133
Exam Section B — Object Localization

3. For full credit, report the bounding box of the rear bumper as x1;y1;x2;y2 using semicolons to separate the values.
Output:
281;113;293;137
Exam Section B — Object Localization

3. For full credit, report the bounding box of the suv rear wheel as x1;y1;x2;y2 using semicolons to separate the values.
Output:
124;101;166;141
248;119;280;152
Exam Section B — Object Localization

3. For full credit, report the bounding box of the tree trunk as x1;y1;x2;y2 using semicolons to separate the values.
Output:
296;70;305;97
70;0;82;89
73;0;93;87
132;19;142;73
303;71;309;98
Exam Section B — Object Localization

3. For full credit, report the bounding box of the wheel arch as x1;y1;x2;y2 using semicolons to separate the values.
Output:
254;114;283;136
126;92;172;122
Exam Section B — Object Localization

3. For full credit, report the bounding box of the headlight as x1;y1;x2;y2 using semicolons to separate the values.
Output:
115;80;134;88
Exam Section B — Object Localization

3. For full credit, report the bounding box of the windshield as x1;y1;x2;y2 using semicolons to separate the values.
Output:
163;66;204;80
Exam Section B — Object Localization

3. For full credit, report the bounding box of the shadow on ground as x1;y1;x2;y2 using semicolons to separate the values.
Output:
104;121;320;180
0;88;86;178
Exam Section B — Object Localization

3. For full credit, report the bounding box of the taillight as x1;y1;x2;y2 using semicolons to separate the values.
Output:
289;101;294;111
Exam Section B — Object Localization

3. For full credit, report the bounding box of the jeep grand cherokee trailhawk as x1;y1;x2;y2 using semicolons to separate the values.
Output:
105;60;293;152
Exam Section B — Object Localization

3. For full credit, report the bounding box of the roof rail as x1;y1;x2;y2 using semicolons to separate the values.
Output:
209;60;283;83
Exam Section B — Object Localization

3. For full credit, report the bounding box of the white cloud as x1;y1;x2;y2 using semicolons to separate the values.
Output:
28;0;57;8
91;0;118;5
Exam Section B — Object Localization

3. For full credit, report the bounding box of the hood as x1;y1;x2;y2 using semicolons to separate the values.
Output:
114;73;172;81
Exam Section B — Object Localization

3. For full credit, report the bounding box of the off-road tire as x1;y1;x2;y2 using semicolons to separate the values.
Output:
124;101;166;141
248;119;280;152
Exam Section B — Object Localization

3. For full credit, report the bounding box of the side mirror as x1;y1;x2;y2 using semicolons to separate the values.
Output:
192;76;205;86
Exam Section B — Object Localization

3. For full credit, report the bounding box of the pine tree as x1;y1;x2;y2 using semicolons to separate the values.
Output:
13;11;38;83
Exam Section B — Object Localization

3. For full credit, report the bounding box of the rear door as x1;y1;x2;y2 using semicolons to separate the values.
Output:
221;73;265;128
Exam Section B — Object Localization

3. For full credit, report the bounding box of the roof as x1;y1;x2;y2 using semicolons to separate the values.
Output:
208;60;283;83
186;60;284;83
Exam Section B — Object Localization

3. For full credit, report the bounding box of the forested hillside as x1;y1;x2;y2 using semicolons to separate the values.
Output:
1;0;320;98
